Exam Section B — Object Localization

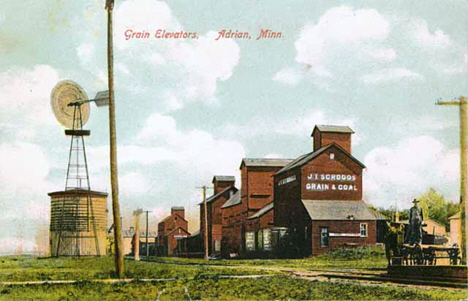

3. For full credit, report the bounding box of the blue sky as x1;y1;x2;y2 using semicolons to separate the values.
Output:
0;0;466;253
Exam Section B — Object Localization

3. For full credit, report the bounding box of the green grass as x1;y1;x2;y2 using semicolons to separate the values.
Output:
156;246;388;271
0;248;464;300
0;256;279;282
0;277;466;301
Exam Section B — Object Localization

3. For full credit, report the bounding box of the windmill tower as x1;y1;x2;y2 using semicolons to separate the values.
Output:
48;80;109;257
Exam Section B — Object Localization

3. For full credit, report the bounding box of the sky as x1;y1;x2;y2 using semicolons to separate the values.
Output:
0;0;467;254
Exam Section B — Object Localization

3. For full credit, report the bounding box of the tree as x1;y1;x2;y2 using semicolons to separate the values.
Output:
417;188;459;229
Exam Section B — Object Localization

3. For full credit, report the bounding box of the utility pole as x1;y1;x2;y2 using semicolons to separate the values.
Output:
203;186;209;260
133;209;143;261
196;186;210;260
105;0;124;278
437;96;467;264
144;210;152;259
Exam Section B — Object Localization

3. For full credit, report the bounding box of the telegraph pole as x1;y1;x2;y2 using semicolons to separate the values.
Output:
437;96;467;264
106;0;124;278
144;210;152;259
133;209;142;261
203;186;209;260
196;186;210;260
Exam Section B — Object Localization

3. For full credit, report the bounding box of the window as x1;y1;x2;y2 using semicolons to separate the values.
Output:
330;153;335;160
263;229;272;251
360;223;367;237
320;227;329;247
246;232;255;251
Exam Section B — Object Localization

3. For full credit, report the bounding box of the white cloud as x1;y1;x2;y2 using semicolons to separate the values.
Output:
410;19;451;49
361;68;423;84
112;1;241;110
115;0;182;50
275;110;362;145
364;136;458;208
272;68;304;85
0;142;50;198
89;113;246;181
120;172;152;196
365;48;396;61
77;43;95;65
0;65;59;128
295;6;389;74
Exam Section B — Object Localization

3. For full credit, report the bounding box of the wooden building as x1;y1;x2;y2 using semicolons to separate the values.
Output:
221;159;292;257
273;125;379;256
157;206;190;256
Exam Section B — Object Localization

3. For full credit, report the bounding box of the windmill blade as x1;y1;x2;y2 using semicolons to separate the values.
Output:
50;80;90;129
93;90;109;107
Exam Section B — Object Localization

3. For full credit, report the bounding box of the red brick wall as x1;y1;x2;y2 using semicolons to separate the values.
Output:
222;201;247;255
301;148;362;201
246;168;278;213
274;169;304;227
320;132;351;153
214;180;235;194
311;220;376;255
158;214;188;247
171;208;185;220
245;209;274;232
167;228;190;256
200;189;232;255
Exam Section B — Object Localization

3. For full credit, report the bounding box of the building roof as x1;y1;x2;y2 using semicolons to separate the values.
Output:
159;212;188;224
166;226;190;237
212;175;235;183
301;200;378;220
221;190;241;209
48;189;108;197
240;158;294;169
171;206;185;211
123;229;157;238
198;186;237;205
449;212;460;220
276;143;365;176
312;125;355;136
247;202;274;220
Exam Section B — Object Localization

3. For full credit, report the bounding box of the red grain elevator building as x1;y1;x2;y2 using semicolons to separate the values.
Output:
157;206;190;256
274;125;379;256
200;176;237;256
221;158;292;257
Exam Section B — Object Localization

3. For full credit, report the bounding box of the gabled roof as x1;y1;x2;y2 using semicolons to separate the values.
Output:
311;125;354;136
159;212;188;224
221;190;241;209
301;200;378;220
240;158;294;169
123;230;157;238
247;202;274;220
212;175;235;183
275;143;365;176
198;186;237;205
166;226;190;237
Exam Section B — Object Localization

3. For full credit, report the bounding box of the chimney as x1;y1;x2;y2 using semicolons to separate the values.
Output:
171;206;185;219
212;175;235;194
311;125;354;153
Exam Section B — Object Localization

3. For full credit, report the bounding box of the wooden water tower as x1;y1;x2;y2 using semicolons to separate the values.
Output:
48;80;109;256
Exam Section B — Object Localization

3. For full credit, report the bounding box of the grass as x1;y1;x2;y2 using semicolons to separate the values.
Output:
0;256;279;282
156;246;388;271
0;247;465;300
0;277;466;300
